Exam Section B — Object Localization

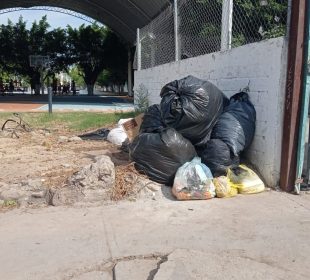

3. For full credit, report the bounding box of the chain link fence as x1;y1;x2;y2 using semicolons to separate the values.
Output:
137;5;175;70
135;0;288;70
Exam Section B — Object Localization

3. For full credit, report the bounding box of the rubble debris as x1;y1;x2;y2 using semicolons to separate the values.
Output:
0;179;49;207
67;155;115;203
111;163;150;201
69;136;83;142
58;136;69;143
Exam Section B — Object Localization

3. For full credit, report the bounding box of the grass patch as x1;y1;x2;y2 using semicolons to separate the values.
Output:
3;200;18;207
0;111;137;132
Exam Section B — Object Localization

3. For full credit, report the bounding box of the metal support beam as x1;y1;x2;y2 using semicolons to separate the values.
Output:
127;47;133;96
137;28;141;71
280;0;308;192
221;0;233;51
0;7;97;24
173;0;180;61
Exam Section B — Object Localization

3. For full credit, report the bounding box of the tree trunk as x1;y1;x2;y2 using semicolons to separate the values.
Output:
35;84;40;95
87;84;94;96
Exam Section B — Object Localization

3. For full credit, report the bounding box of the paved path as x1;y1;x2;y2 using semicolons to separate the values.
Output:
0;191;310;279
0;92;134;112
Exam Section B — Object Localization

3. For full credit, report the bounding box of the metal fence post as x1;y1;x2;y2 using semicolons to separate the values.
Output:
128;47;133;96
137;28;141;70
174;0;180;61
221;0;233;51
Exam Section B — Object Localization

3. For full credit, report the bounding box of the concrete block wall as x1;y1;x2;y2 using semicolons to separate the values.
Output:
134;37;287;187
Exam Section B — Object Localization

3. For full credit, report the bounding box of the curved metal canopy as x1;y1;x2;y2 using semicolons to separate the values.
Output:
0;0;172;43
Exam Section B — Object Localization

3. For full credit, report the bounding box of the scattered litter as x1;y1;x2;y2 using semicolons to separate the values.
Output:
227;165;265;194
172;157;215;200
107;127;128;146
107;119;132;146
1;113;32;138
122;114;144;142
79;128;110;140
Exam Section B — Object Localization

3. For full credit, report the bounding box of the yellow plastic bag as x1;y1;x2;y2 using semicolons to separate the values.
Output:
213;176;238;198
227;165;265;194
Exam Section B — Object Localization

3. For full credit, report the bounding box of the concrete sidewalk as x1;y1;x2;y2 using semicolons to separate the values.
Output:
0;191;310;279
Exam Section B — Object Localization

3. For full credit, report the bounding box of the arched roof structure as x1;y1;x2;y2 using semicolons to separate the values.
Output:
0;0;172;43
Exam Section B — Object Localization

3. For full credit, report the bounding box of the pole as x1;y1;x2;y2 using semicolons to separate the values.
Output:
221;0;233;51
127;47;133;97
40;66;44;95
294;0;310;193
280;0;308;192
174;0;180;61
137;28;141;71
47;76;52;114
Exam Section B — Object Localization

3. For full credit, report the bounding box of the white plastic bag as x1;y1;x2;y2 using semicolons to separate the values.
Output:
107;118;132;146
172;157;215;200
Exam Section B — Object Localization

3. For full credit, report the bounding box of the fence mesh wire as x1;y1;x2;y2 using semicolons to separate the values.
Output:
232;0;288;47
179;0;222;59
138;5;175;70
135;0;288;70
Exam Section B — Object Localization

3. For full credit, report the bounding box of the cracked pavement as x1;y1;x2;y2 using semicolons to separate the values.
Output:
1;191;310;279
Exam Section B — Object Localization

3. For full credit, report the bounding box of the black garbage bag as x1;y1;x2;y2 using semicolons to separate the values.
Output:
130;128;196;185
160;75;226;147
197;139;239;177
211;92;256;156
140;104;165;133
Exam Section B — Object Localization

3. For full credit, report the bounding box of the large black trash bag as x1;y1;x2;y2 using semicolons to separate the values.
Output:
160;75;226;147
197;139;239;177
211;92;256;156
130;128;196;185
140;104;165;133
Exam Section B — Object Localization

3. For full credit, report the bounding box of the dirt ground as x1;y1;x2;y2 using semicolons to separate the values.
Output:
0;127;129;193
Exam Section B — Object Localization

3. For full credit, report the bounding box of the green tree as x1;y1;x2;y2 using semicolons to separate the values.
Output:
0;16;70;94
67;24;128;95
103;31;128;93
69;65;85;88
67;23;108;95
97;69;112;89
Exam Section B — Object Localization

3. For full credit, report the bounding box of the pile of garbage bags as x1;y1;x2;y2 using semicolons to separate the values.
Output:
173;162;264;200
128;75;263;199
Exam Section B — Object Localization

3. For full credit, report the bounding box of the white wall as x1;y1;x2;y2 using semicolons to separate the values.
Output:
134;37;287;187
